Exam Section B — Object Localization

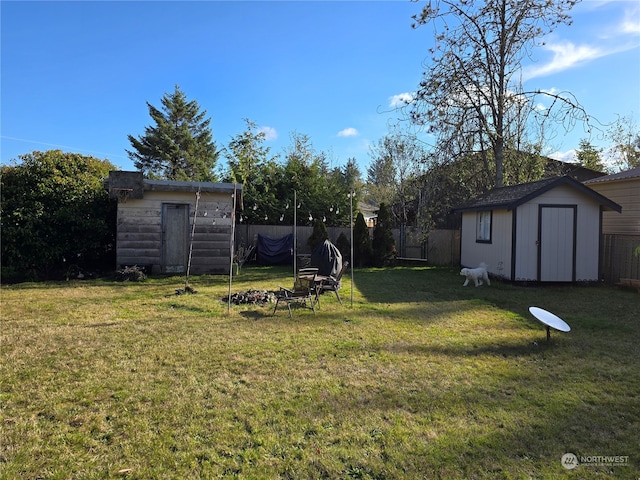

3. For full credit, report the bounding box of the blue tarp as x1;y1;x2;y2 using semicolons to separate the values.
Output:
256;233;294;265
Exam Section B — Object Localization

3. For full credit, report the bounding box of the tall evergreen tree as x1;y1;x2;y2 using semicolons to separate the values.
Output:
127;85;219;181
575;139;606;172
307;219;329;251
371;203;396;267
353;212;372;268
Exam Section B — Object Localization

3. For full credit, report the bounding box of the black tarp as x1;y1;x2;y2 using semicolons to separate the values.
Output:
311;240;343;277
256;233;293;265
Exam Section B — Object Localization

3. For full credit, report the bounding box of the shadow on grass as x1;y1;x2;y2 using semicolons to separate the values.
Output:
381;339;544;359
239;310;272;320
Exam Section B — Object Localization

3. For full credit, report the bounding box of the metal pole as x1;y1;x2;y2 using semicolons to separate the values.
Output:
185;187;201;291
228;184;237;314
350;189;354;308
293;190;297;277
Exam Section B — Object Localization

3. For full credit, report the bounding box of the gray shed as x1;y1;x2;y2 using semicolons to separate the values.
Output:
454;176;621;282
107;171;241;275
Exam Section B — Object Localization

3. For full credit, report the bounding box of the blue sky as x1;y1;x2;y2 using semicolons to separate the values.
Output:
2;1;639;174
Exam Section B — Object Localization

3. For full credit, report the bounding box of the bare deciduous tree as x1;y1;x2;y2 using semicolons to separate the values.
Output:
409;0;592;187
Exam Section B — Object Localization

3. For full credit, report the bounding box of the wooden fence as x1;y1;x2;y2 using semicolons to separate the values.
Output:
234;224;461;267
601;234;640;283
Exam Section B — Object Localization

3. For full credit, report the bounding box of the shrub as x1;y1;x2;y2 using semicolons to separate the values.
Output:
1;150;117;282
353;212;372;267
372;203;396;267
307;219;329;251
335;232;351;262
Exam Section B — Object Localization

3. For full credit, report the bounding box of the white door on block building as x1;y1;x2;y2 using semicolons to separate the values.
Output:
539;205;576;282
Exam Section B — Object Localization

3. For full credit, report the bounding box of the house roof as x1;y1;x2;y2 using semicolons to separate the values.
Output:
583;166;640;185
454;175;622;213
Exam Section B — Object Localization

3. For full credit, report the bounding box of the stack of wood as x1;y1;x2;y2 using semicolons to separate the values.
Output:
616;278;640;293
224;289;277;305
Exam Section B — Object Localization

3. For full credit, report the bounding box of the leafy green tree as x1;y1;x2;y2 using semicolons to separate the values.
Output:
607;115;640;170
280;133;331;226
0;150;117;282
575;139;606;172
371;203;396;267
353;212;372;268
410;0;589;187
224;119;281;224
222;131;363;227
127;85;219;181
367;132;426;226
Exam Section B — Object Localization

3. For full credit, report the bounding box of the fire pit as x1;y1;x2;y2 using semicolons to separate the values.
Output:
223;289;278;305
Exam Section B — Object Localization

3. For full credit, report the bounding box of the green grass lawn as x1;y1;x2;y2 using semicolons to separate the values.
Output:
1;266;638;479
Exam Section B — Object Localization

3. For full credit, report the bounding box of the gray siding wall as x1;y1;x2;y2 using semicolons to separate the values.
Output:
588;179;639;236
116;190;234;274
461;185;603;282
460;209;513;278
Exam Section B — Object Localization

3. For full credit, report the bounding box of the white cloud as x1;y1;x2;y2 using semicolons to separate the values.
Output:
389;92;414;108
258;126;278;141
621;11;640;34
548;149;577;163
337;127;359;137
523;41;606;80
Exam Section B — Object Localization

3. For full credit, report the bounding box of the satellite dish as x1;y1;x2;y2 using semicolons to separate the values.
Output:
529;306;571;342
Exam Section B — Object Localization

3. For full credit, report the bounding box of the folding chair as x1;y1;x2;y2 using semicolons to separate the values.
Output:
273;272;318;318
316;261;349;306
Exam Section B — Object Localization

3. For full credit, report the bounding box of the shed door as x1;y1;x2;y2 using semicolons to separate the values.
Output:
539;205;576;282
162;204;189;274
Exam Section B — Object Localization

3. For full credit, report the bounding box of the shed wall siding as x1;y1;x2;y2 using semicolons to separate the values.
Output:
515;185;601;281
514;203;538;281
587;180;640;235
116;190;234;274
460;210;512;278
462;184;605;282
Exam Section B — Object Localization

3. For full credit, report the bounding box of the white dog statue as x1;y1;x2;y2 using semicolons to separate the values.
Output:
460;263;491;287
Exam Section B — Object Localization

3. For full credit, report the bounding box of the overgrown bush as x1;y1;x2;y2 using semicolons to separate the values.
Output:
1;150;117;282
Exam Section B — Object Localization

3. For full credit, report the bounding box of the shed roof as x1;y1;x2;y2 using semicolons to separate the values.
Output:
583;166;640;185
144;178;241;195
106;170;242;200
454;175;622;213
